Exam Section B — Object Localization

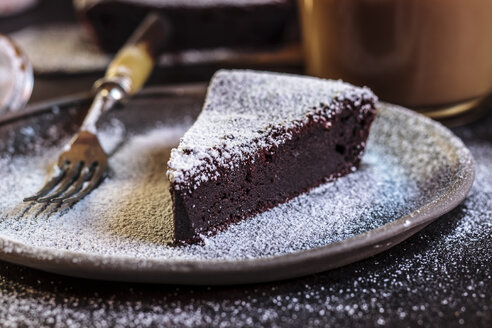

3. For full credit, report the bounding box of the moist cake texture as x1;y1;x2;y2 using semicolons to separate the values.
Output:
167;70;377;242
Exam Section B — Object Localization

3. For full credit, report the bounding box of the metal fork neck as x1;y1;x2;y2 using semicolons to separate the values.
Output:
79;79;129;134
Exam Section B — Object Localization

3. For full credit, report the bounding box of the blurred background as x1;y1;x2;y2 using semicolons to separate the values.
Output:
1;0;491;123
0;2;490;327
0;0;302;103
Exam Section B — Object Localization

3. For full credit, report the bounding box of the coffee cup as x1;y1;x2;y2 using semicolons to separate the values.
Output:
298;0;492;118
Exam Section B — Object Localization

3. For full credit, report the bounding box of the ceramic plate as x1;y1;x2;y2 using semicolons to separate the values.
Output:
0;85;474;285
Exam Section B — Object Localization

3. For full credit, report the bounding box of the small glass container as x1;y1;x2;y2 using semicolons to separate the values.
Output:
0;34;34;114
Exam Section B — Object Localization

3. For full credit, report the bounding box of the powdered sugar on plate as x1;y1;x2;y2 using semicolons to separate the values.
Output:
0;103;464;262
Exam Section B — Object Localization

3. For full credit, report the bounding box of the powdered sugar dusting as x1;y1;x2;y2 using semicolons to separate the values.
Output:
0;103;464;262
167;70;376;190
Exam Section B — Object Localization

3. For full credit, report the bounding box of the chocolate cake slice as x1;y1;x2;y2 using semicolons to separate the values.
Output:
74;0;297;53
167;70;377;242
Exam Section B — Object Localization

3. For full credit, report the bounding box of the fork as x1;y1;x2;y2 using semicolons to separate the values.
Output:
24;13;168;205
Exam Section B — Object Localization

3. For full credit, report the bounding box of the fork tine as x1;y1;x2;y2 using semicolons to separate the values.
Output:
36;162;83;203
51;165;95;202
62;163;106;204
23;164;68;202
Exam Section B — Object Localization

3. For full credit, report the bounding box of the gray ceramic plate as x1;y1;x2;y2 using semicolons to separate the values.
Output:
0;84;475;285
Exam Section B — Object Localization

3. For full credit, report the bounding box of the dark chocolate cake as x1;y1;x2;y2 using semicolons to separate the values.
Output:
74;0;298;53
167;70;377;242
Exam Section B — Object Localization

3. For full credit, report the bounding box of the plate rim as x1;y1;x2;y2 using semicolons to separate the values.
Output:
0;86;475;285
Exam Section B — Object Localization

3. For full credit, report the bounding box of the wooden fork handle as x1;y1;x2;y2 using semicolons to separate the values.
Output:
100;13;170;97
80;13;169;133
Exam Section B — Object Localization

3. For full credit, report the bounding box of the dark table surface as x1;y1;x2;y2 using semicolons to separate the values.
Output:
1;1;491;327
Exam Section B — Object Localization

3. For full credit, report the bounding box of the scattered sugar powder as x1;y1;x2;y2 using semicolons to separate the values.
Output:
0;104;461;261
0;105;489;328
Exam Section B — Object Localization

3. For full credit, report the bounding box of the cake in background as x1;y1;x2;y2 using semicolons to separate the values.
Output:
74;0;298;53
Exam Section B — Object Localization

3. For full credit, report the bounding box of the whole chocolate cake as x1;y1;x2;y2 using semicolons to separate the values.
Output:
167;70;377;242
74;0;298;53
